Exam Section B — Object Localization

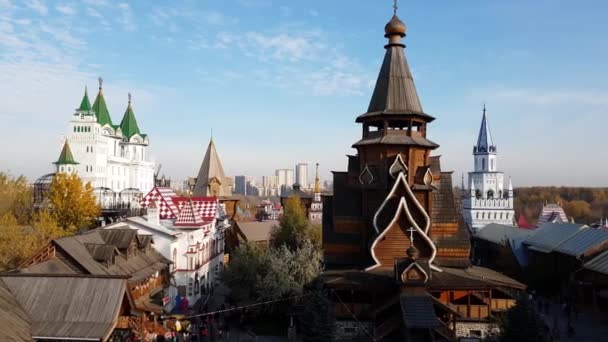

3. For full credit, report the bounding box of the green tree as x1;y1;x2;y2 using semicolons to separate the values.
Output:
299;280;335;342
499;298;547;342
47;173;100;233
271;196;311;250
222;241;323;304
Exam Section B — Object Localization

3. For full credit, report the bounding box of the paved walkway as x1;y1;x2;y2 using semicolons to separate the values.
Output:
535;298;608;341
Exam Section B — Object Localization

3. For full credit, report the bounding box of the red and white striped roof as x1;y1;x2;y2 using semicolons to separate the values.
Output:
140;187;180;219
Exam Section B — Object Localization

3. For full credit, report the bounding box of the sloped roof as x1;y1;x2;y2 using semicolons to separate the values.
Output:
551;227;608;257
0;279;31;341
22;228;170;283
174;200;206;227
193;139;231;197
584;249;608;275
54;140;78;165
119;101;142;138
0;275;126;341
352;134;439;149
172;196;218;222
359;38;432;122
430;266;526;290
235;221;276;243
140;186;180;219
92;87;112;127
476;223;535;246
475;108;494;152
524;223;586;253
78;86;91;112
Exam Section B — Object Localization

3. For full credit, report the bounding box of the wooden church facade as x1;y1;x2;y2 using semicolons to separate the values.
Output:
321;8;525;342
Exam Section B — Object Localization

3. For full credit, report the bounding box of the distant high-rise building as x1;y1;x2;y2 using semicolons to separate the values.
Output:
234;175;253;195
262;175;279;189
295;163;309;188
275;168;294;195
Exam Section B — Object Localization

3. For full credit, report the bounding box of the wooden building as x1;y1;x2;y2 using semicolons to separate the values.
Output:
16;228;172;339
0;274;142;341
320;8;525;341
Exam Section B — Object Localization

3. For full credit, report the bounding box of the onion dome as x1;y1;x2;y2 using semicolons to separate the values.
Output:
385;14;406;36
406;245;419;259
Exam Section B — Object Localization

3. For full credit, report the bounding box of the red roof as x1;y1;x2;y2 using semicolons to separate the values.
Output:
172;196;218;223
517;215;534;229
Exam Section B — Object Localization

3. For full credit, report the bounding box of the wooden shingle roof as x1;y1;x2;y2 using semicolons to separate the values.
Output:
0;275;127;341
0;279;31;342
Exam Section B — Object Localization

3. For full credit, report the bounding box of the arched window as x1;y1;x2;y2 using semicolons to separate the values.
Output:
487;190;494;199
73;126;76;132
491;159;494;170
482;158;485;170
500;213;503;219
482;212;485;219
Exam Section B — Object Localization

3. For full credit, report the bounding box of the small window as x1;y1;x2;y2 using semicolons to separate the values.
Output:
73;126;76;132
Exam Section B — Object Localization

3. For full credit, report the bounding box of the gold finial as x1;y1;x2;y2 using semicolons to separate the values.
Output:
128;92;132;104
98;77;103;90
393;0;398;15
314;162;321;193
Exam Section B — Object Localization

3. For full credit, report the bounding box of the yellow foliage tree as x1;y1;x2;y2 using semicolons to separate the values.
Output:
47;173;100;233
0;211;66;270
0;172;33;224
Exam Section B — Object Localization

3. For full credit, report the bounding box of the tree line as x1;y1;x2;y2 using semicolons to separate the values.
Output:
514;187;608;225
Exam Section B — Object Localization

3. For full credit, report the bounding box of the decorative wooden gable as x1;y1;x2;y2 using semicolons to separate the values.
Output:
368;171;437;271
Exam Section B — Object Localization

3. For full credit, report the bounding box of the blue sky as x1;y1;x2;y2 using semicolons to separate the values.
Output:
1;0;607;186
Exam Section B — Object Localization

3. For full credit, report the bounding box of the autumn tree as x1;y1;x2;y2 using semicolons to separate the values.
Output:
0;210;65;270
271;196;313;250
0;172;33;224
46;173;99;233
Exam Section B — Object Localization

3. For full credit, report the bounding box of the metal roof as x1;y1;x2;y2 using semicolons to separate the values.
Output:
236;221;276;243
400;294;439;328
476;223;535;246
523;223;586;252
584;249;608;275
552;228;608;257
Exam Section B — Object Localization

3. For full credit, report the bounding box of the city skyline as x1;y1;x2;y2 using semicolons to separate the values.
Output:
1;0;608;186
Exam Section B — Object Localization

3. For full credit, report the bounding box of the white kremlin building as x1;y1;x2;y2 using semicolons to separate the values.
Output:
462;106;515;233
36;78;155;210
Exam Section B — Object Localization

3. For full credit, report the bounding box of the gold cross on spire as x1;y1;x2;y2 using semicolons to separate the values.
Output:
98;77;103;90
406;226;415;247
393;0;398;15
128;92;132;104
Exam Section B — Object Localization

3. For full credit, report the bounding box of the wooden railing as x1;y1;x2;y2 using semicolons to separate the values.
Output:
131;276;165;301
374;315;401;341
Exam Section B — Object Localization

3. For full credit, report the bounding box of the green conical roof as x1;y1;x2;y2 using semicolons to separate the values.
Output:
78;86;91;111
92;86;113;127
54;141;79;165
119;95;142;138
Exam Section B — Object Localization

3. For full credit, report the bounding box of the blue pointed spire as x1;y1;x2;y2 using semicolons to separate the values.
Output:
475;104;495;153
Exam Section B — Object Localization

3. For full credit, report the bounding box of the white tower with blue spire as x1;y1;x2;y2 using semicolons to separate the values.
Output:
462;106;515;233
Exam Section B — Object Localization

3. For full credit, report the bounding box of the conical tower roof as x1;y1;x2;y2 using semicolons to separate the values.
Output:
475;105;495;153
357;13;433;123
78;86;91;111
54;140;79;165
119;93;141;138
192;139;229;197
92;77;113;127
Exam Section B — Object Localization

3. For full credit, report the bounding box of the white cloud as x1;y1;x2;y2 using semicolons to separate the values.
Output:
86;7;103;18
117;2;135;31
25;0;46;15
55;4;76;16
